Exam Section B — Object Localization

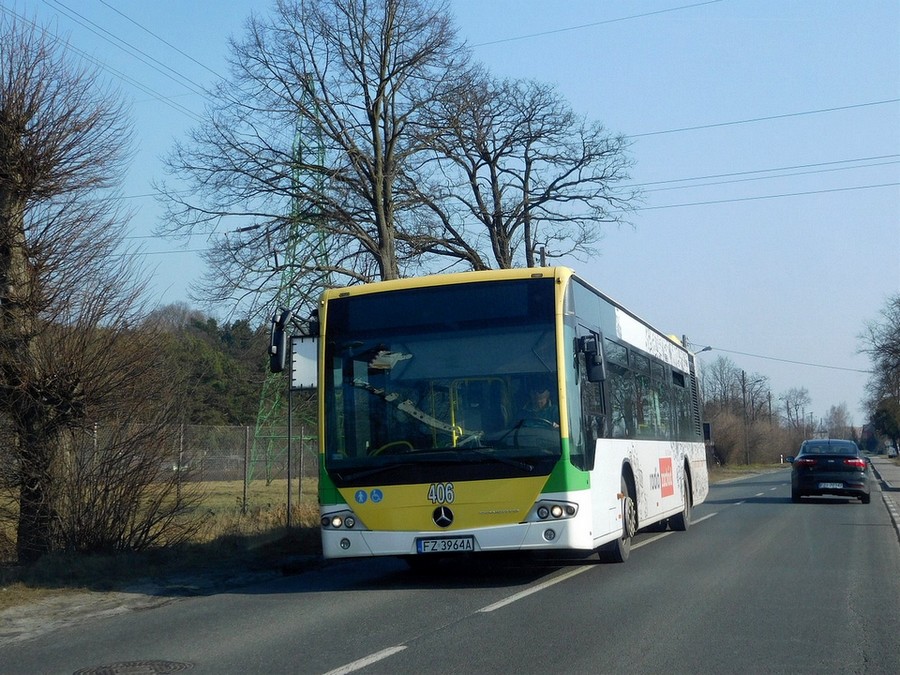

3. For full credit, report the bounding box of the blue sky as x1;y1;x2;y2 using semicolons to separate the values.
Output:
6;0;899;424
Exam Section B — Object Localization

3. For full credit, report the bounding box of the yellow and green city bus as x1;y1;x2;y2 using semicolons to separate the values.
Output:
313;266;708;563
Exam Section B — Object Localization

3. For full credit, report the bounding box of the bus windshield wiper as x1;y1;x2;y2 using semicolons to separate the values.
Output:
465;446;534;472
418;445;535;472
340;447;535;482
339;462;417;483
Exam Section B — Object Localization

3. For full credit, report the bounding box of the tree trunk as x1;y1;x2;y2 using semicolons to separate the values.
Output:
15;437;55;563
1;165;47;564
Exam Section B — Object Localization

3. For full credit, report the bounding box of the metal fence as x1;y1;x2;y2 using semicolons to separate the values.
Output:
170;424;319;484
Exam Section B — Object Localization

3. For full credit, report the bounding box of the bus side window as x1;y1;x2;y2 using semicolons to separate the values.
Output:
604;339;633;438
672;370;690;440
571;347;606;470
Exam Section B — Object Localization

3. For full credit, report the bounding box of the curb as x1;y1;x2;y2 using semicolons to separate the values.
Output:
871;464;900;544
883;493;900;542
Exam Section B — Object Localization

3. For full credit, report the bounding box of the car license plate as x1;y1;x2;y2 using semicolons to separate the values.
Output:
818;482;843;489
416;536;475;554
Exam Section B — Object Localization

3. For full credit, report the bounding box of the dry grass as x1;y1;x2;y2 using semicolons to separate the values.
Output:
0;478;323;612
708;463;785;483
1;465;788;611
185;477;320;540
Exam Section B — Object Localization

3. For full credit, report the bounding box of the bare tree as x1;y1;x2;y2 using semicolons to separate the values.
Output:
415;74;636;268
157;0;470;317
823;403;852;439
702;355;741;410
860;294;900;445
780;387;812;431
701;357;769;419
743;372;771;422
0;16;197;562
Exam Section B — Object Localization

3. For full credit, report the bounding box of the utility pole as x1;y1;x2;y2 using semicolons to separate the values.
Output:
741;370;750;465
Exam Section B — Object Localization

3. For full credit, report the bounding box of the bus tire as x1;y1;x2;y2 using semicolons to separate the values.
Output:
670;474;692;531
599;476;635;563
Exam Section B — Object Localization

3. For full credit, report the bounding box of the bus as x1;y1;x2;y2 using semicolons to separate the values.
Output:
312;266;708;563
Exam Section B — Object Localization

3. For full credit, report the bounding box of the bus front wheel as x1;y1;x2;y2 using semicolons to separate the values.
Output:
599;476;635;563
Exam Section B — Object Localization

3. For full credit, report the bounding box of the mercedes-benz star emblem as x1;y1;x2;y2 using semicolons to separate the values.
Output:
433;506;453;528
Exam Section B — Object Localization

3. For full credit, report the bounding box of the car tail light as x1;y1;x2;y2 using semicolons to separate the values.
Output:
795;457;817;467
843;458;867;469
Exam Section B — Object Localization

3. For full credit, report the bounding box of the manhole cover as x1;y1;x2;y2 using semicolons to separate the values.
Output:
74;661;194;675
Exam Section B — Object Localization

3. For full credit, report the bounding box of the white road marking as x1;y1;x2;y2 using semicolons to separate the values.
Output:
480;511;720;613
478;566;592;613
328;510;723;672
323;646;408;675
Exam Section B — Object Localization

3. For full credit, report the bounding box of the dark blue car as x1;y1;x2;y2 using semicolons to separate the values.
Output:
787;439;871;504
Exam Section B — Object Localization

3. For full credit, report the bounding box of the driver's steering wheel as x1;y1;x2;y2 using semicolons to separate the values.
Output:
520;417;557;428
371;440;414;456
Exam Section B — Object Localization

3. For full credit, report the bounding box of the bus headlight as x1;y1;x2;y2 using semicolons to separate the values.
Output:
321;510;366;530
528;500;578;522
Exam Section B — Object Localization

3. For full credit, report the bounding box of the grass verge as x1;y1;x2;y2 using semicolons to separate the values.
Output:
1;479;321;612
2;465;786;611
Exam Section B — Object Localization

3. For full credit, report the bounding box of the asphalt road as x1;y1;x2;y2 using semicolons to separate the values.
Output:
2;469;899;674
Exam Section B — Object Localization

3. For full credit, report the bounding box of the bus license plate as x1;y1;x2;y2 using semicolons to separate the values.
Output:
818;482;843;489
416;536;475;554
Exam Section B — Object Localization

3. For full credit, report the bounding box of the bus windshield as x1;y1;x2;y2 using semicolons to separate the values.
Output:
323;279;562;484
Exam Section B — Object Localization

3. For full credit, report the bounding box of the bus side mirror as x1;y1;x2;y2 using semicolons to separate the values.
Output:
578;334;606;383
269;307;293;373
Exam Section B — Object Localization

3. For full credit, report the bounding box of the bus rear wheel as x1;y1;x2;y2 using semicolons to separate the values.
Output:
669;474;692;531
599;476;635;563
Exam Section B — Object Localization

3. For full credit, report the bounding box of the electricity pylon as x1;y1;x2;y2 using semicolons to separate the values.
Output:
247;88;325;491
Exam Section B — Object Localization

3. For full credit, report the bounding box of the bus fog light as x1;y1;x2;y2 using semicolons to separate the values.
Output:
543;529;556;542
537;506;550;520
550;505;564;518
340;538;351;550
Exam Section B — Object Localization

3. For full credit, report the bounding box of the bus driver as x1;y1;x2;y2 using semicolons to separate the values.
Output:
522;385;559;427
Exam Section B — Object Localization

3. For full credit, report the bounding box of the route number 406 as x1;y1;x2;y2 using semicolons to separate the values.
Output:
427;482;455;504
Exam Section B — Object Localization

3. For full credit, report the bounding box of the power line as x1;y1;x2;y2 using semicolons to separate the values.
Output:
140;248;208;257
641;160;900;194
631;99;900;138
639;181;900;211
471;0;725;47
699;346;871;374
0;3;205;123
96;0;225;81
43;0;209;96
632;154;900;188
118;178;898;252
112;248;208;258
118;154;900;203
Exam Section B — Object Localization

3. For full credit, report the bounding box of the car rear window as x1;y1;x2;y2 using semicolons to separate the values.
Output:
801;441;858;455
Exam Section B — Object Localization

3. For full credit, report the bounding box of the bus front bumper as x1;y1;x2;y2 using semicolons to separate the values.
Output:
321;520;594;559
